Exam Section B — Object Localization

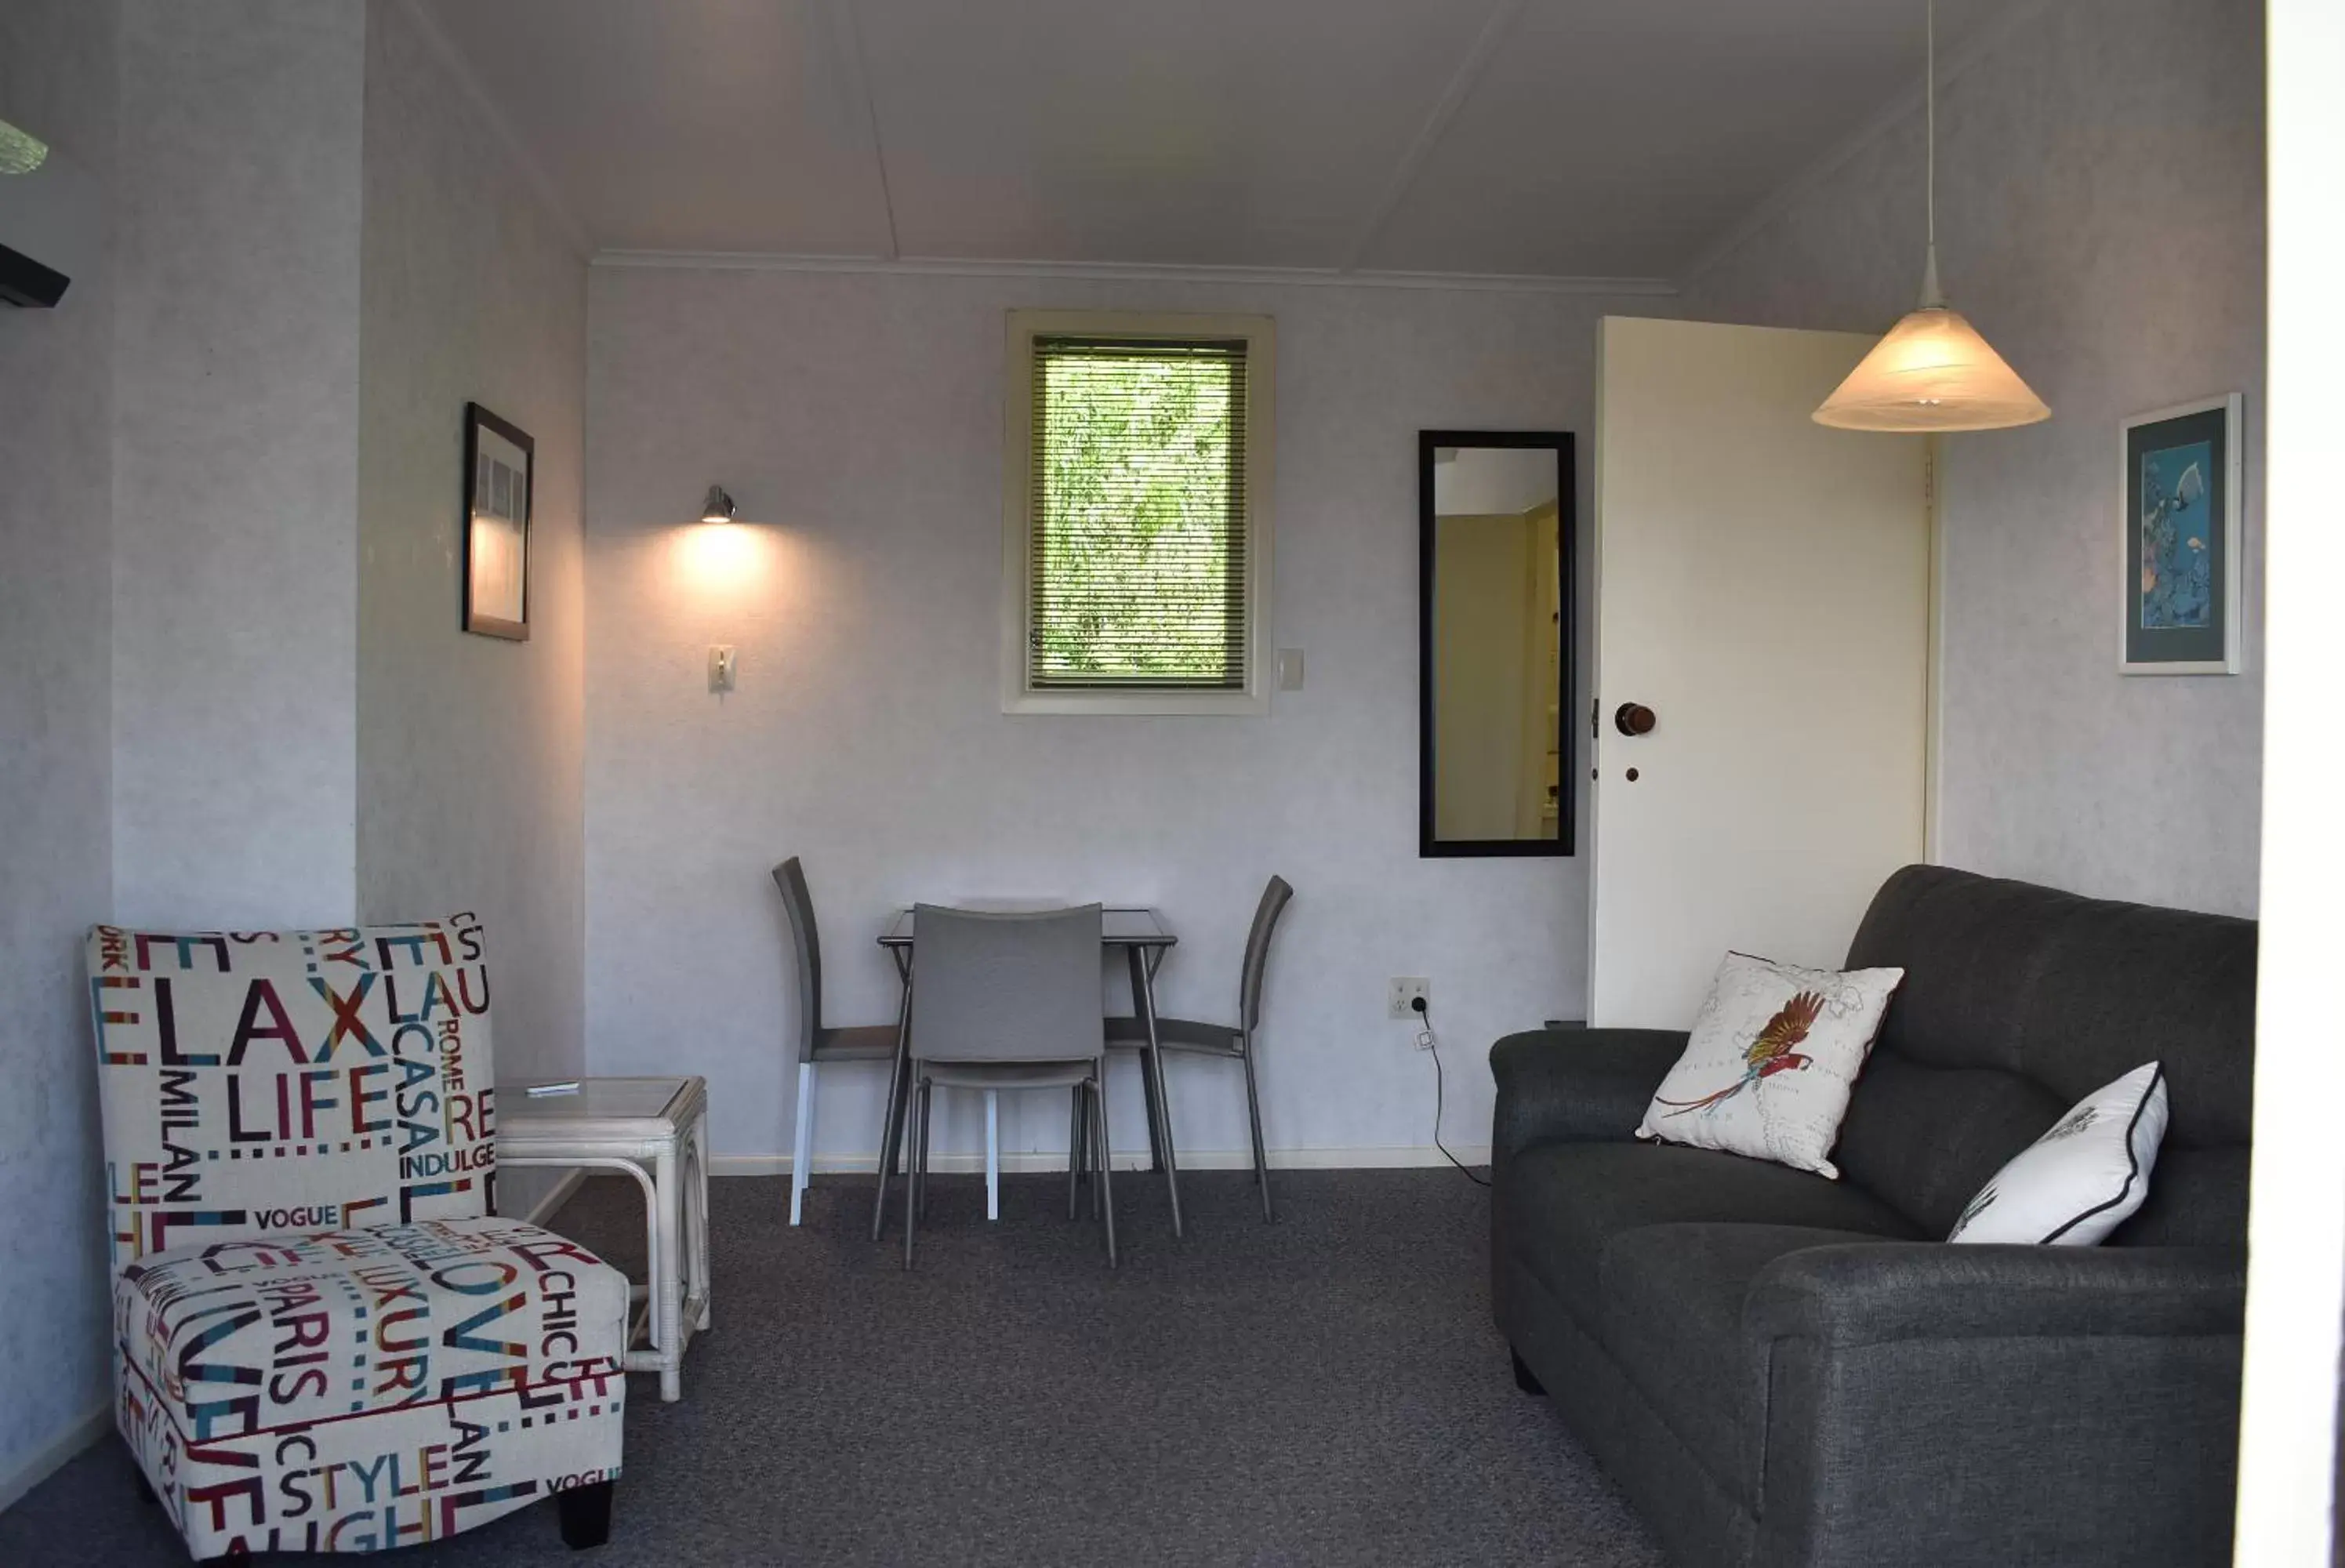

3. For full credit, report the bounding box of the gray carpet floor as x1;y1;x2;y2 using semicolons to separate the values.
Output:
0;1168;1662;1566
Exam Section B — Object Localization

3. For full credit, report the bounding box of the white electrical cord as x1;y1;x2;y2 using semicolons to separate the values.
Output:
1413;997;1490;1188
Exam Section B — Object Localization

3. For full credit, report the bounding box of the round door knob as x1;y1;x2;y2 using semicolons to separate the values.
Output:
1614;702;1657;737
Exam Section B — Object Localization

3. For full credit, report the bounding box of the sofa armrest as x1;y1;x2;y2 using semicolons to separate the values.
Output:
1747;1241;2246;1349
1488;1027;1686;1173
1744;1240;2245;1566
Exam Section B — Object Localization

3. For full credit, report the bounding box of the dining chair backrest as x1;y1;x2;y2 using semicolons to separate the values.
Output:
909;904;1105;1065
1239;876;1294;1031
772;858;823;1062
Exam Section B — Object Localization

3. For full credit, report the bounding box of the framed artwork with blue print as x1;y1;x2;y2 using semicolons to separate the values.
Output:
2120;394;2242;675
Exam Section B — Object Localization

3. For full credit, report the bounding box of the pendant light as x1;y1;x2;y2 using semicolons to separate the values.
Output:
1813;0;2049;432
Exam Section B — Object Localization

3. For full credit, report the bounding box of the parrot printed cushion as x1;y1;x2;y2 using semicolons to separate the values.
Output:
1946;1062;2169;1245
1635;951;1904;1178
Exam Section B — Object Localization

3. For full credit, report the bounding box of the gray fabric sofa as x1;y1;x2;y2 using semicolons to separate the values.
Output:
1490;865;2252;1567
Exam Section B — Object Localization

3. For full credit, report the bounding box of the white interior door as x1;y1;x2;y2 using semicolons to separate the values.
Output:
1588;317;1929;1029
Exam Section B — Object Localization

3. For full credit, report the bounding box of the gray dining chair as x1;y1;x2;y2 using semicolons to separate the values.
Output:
900;903;1116;1269
773;857;906;1226
1108;875;1292;1221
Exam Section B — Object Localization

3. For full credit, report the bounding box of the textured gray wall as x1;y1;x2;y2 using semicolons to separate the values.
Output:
356;0;590;1218
111;0;366;929
0;0;593;1494
583;266;1663;1166
1680;0;2266;916
0;0;119;1506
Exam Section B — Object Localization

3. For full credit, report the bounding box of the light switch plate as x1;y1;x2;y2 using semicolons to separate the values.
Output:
1277;648;1305;691
708;645;737;692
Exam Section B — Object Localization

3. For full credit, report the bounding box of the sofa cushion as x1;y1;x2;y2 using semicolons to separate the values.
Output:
1598;1223;1906;1508
1834;1053;2068;1236
1845;866;2254;1146
1500;1141;1921;1323
115;1216;630;1434
1838;866;2255;1243
114;1216;630;1558
2112;1145;2249;1247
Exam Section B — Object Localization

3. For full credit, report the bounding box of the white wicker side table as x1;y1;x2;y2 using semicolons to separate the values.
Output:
499;1076;711;1402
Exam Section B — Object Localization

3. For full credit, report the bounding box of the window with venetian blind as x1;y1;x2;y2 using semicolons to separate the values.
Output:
1001;311;1275;714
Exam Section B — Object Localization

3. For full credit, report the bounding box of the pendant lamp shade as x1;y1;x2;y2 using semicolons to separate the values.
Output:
1813;304;2051;431
1811;0;2048;434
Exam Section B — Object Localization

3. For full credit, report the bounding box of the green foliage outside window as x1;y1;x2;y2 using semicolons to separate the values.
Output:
1033;343;1243;687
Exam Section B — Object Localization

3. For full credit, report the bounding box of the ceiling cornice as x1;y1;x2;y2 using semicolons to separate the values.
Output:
1673;0;2059;292
590;249;1679;297
397;0;595;258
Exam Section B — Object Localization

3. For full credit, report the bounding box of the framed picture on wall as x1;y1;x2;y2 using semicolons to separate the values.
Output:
2120;394;2242;675
463;401;533;641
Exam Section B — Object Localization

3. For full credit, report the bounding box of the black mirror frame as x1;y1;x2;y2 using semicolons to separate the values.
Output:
1418;429;1577;859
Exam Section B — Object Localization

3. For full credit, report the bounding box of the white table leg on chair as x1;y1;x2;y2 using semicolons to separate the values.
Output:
687;1106;713;1332
790;1061;815;1226
655;1135;685;1403
503;1154;669;1374
986;1091;1000;1221
498;1076;709;1401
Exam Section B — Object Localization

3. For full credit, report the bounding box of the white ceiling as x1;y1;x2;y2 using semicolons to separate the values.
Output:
415;0;2024;281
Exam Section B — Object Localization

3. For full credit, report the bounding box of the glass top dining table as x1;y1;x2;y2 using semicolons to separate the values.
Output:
877;906;1175;948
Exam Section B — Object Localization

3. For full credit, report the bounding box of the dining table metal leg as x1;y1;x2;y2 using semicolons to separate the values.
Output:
870;964;913;1242
1092;1076;1116;1267
1127;944;1182;1239
1135;1036;1166;1172
1067;1087;1083;1219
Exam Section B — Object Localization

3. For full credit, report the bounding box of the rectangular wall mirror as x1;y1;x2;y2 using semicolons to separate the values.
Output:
1418;430;1575;858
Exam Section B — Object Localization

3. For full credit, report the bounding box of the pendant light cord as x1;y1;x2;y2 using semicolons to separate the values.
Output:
1920;0;1945;308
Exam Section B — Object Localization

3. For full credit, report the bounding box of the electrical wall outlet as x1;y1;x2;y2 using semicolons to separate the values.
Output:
1388;977;1429;1020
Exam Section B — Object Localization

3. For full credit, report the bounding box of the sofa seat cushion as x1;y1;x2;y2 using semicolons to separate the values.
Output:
1501;1141;1922;1323
115;1216;631;1436
1598;1222;1908;1508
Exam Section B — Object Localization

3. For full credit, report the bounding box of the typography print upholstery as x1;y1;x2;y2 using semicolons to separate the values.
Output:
88;916;628;1556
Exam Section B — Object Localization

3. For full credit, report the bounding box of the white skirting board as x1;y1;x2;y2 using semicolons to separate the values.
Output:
0;1402;111;1515
711;1145;1492;1178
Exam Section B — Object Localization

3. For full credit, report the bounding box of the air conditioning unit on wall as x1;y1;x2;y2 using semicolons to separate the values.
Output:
0;118;96;308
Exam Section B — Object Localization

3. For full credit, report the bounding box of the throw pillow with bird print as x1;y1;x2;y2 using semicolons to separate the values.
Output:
1635;951;1904;1177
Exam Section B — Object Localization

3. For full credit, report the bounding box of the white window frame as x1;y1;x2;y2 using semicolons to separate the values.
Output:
1000;309;1276;716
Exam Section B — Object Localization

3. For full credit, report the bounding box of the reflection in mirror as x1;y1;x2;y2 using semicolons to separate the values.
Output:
1419;433;1574;857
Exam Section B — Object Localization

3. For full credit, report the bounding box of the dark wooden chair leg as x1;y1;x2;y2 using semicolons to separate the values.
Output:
558;1480;615;1549
1511;1348;1545;1396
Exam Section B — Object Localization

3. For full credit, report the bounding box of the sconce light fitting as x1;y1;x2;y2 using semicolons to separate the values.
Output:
699;485;737;524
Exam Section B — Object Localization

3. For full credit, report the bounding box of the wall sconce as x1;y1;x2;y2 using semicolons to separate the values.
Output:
699;485;737;524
